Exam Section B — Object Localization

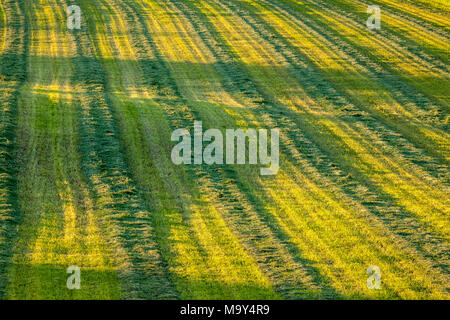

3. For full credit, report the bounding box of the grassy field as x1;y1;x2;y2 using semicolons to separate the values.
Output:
0;0;448;299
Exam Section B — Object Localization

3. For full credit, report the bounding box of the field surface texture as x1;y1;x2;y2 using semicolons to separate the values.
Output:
0;0;448;299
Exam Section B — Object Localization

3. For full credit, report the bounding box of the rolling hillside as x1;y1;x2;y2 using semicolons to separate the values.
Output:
0;0;448;299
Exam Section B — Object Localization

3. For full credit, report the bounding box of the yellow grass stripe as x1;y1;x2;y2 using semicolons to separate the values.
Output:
410;0;449;12
262;166;448;299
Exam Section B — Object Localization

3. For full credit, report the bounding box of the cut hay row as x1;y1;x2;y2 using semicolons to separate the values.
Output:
357;0;450;31
138;0;348;298
163;0;337;299
94;0;450;299
175;0;448;279
243;0;447;229
219;0;449;263
300;0;450;96
410;0;450;13
0;1;6;53
325;0;449;52
220;0;448;183
199;0;448;234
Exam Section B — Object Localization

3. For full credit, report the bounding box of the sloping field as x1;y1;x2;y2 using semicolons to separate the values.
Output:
0;0;448;299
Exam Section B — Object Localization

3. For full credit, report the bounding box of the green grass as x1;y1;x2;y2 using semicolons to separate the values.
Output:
0;0;448;299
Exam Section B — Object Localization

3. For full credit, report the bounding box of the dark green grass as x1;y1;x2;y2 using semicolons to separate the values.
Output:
0;0;29;298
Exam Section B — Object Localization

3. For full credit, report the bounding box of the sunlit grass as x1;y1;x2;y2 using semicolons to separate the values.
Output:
0;0;448;300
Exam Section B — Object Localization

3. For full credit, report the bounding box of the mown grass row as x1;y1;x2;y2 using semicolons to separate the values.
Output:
163;0;345;299
107;0;449;299
220;0;449;268
271;0;449;183
410;0;449;13
0;1;5;52
5;0;180;300
219;0;448;199
0;0;28;298
155;0;343;298
322;0;450;63
224;0;448;186
241;0;450;232
235;0;449;162
140;0;380;298
354;0;450;35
